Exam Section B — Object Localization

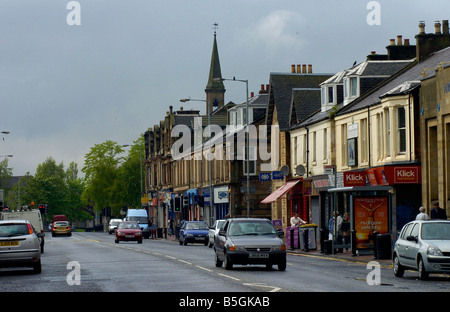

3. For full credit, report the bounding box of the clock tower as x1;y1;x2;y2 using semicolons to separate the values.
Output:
205;26;225;115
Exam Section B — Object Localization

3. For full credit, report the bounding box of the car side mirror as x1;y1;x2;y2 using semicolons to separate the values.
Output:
406;235;418;242
276;229;284;238
219;230;227;237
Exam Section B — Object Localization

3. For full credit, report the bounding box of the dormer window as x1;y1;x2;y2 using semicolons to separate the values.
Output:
344;76;359;105
328;86;334;103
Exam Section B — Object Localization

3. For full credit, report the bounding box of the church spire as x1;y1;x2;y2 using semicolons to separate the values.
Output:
205;23;225;114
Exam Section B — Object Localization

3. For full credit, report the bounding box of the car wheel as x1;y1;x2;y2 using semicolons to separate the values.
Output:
115;239;119;243
184;240;187;246
204;241;208;246
418;257;429;280
33;259;42;274
278;260;287;271
138;240;142;244
179;240;183;245
266;263;273;270
393;254;405;277
224;254;233;270
208;242;213;248
215;252;223;267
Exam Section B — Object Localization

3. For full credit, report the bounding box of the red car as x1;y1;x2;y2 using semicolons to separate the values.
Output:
115;221;142;244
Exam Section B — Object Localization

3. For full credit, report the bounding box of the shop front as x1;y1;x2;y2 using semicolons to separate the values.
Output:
213;185;230;221
327;164;421;255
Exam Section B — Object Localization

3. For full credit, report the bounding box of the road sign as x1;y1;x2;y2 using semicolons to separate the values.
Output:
259;172;271;181
272;171;284;180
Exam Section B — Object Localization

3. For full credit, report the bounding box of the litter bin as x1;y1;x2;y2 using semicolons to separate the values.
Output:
299;224;318;250
375;233;391;259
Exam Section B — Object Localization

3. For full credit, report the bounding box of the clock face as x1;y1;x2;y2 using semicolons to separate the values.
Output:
212;98;219;107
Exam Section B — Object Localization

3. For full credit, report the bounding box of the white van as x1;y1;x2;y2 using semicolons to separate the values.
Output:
125;209;148;231
1;208;45;253
108;218;122;234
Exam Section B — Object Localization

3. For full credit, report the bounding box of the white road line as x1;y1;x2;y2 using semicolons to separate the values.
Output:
165;255;177;260
178;259;192;265
196;265;213;272
217;273;241;281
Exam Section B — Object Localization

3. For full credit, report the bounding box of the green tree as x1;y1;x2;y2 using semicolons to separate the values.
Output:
82;140;125;214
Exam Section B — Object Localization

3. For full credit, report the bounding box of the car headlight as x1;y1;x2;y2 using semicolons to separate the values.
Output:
117;231;124;235
272;245;287;251
228;245;245;251
186;233;194;237
427;245;443;256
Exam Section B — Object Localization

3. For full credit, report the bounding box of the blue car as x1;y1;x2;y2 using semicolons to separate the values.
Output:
179;221;209;246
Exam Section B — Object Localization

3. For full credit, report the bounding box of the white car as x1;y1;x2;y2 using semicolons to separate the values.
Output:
393;220;450;280
208;219;226;248
0;220;43;273
108;219;122;234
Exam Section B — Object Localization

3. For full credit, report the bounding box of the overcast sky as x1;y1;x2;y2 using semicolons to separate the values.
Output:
0;0;448;176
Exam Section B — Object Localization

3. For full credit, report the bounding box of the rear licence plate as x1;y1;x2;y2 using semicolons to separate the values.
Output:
249;253;269;259
195;237;204;240
0;241;19;247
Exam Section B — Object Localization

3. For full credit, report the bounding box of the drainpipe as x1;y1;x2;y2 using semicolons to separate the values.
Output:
305;125;309;178
368;106;371;167
408;94;412;162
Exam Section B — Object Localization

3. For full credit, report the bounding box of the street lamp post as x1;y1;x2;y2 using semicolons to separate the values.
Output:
180;98;214;224
213;77;250;218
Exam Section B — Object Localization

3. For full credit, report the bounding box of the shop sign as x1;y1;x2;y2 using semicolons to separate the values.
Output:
272;171;284;180
393;166;420;184
343;171;367;187
214;186;229;204
366;168;389;186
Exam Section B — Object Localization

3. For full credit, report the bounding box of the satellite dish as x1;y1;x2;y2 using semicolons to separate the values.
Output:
280;165;290;176
295;165;306;176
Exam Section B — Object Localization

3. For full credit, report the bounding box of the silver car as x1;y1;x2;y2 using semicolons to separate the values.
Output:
0;220;43;273
208;219;226;248
393;220;450;280
214;218;287;271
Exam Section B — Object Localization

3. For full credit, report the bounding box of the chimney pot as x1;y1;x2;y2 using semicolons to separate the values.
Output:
261;84;264;91
308;64;312;73
404;39;410;46
296;65;301;73
397;35;403;45
291;64;295;73
435;21;441;34
302;64;306;73
419;21;426;34
250;92;254;98
389;39;395;45
371;51;376;55
266;84;269;90
442;20;449;35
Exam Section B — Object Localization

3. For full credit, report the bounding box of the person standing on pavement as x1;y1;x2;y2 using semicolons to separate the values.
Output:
416;207;429;220
168;216;174;236
431;202;447;220
290;213;306;227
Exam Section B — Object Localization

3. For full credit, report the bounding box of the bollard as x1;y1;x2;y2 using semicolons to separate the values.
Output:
319;228;325;253
290;228;295;250
351;230;357;256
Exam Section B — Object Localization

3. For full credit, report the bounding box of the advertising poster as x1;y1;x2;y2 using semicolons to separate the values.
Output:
354;197;389;249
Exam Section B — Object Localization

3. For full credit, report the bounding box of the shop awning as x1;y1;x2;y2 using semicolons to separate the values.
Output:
260;180;300;204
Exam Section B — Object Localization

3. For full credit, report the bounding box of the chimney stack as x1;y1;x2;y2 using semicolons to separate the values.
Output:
435;21;441;34
419;21;426;34
443;20;449;35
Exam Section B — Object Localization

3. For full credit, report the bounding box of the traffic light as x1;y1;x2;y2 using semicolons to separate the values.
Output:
38;204;47;214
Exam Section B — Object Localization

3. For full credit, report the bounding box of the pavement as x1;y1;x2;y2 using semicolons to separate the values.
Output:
151;233;394;267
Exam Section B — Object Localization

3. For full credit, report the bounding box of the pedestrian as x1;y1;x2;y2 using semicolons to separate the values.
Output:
430;202;447;220
168;216;174;236
416;206;429;220
342;212;351;248
290;213;306;227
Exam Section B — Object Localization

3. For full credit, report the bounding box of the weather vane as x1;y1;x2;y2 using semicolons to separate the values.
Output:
213;23;218;35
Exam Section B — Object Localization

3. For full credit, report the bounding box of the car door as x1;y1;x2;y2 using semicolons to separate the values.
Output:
405;223;421;267
215;220;229;261
395;223;412;265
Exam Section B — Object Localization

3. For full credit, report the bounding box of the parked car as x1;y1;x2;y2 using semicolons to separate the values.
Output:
0;220;43;273
108;219;122;234
179;221;209;246
51;221;72;237
208;219;226;248
393;220;450;280
115;221;142;244
214;218;287;271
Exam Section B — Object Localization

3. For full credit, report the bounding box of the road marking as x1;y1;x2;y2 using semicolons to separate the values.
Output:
178;259;192;265
243;283;281;292
88;239;99;243
218;273;241;281
196;265;213;272
165;255;176;260
152;252;162;256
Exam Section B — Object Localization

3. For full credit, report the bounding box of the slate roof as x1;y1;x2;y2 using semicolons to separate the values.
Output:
266;73;333;131
337;46;450;115
289;88;322;128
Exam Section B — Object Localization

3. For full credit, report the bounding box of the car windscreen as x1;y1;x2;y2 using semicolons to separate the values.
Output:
186;222;209;230
54;222;69;226
421;223;450;240
118;222;140;229
0;224;29;237
228;221;276;236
